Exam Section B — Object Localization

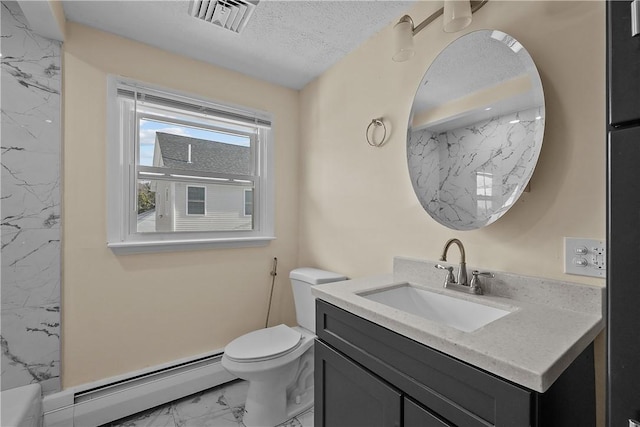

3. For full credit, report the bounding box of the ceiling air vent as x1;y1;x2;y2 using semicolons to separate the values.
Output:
189;0;259;34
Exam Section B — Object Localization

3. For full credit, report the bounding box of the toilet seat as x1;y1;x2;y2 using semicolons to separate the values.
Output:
225;324;302;363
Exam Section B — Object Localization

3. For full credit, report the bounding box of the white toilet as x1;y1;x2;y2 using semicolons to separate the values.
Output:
222;267;346;427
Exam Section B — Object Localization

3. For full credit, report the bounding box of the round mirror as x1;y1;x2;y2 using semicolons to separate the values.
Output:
407;30;545;230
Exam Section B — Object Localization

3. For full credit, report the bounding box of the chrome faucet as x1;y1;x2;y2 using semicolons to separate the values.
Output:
440;238;468;286
435;238;492;295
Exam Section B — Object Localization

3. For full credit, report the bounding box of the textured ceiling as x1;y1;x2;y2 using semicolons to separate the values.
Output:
412;29;543;133
62;0;416;90
418;30;531;111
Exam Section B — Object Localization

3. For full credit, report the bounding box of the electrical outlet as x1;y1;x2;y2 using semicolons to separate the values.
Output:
564;237;606;278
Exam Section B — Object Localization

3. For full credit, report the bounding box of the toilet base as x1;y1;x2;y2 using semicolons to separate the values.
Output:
285;346;314;419
240;347;315;427
242;379;314;427
243;379;288;427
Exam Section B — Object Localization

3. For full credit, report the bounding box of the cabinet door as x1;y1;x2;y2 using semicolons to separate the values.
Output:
315;340;401;427
608;0;640;126
404;397;455;427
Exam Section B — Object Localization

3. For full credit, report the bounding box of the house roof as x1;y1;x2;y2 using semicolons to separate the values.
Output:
155;132;250;176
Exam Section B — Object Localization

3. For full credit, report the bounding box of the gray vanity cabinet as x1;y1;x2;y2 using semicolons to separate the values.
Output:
314;300;595;427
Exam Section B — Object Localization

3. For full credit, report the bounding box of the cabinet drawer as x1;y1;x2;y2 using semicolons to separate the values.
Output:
316;300;532;427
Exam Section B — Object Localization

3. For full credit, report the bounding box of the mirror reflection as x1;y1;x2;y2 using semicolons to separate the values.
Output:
407;30;545;230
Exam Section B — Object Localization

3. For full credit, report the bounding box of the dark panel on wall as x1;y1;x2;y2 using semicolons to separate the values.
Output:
607;126;640;426
608;1;640;126
607;0;640;424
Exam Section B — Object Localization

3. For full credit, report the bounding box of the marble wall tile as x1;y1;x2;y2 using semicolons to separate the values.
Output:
1;305;60;393
1;0;62;393
408;107;544;230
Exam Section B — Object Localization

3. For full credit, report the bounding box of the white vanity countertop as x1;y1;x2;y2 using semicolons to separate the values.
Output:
311;256;604;393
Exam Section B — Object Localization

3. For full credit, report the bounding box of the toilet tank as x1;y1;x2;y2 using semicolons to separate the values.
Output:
290;268;347;332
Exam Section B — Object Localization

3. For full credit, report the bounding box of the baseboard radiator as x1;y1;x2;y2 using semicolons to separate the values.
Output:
44;352;235;427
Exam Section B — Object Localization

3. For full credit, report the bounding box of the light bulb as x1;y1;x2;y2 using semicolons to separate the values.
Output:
443;0;472;33
392;17;415;62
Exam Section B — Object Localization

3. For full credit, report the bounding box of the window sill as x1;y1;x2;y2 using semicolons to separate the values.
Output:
107;236;275;255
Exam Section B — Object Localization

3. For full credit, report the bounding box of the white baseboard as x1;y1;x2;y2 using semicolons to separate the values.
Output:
44;352;235;427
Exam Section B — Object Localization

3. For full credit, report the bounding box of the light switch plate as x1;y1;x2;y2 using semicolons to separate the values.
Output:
564;237;606;278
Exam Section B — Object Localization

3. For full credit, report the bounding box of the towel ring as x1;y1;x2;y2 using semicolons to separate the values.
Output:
366;118;387;147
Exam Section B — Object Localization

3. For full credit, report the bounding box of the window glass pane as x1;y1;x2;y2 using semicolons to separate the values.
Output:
139;118;252;176
244;189;253;216
136;179;253;233
187;186;205;215
188;186;205;202
188;201;205;215
134;108;256;233
137;180;157;233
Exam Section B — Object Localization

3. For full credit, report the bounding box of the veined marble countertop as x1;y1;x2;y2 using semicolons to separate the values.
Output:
311;256;604;393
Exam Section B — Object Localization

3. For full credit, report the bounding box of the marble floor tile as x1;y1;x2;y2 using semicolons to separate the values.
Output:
105;380;313;427
110;406;177;427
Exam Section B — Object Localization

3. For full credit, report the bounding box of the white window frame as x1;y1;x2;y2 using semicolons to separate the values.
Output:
186;185;206;216
106;76;275;254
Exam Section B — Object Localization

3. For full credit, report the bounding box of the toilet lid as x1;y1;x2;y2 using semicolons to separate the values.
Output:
225;324;302;362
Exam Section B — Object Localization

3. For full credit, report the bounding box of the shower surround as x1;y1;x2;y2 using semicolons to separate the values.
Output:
1;1;62;394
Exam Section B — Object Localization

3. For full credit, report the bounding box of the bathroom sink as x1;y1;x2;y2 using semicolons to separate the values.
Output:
359;283;511;332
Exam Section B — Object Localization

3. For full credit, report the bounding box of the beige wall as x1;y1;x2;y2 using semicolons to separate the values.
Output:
63;1;606;422
49;0;66;40
62;23;300;387
300;0;605;282
299;0;605;424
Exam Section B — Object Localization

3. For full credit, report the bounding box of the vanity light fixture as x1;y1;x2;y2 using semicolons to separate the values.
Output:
392;0;489;62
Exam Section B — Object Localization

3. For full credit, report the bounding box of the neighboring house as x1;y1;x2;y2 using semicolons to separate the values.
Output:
150;132;253;232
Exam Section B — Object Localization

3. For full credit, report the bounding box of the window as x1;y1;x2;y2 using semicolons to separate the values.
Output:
244;189;253;217
187;186;206;215
476;171;493;216
107;77;274;253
